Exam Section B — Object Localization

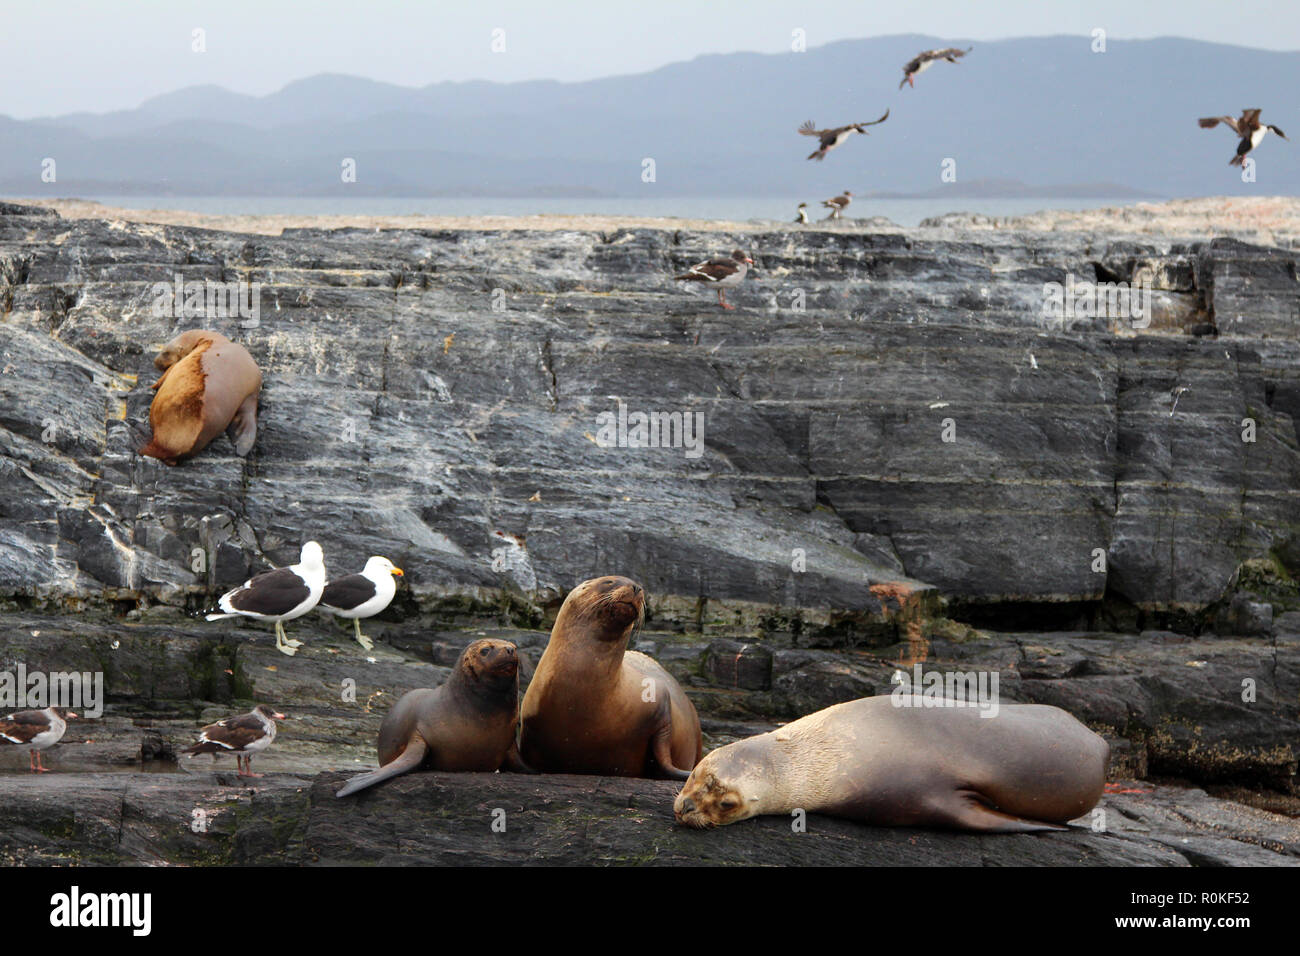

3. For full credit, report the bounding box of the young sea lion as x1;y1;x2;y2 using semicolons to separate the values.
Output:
139;328;262;465
674;695;1108;832
336;638;530;797
520;576;702;779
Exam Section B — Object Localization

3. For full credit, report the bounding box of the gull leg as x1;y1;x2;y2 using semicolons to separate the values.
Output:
354;618;374;651
718;289;734;310
34;750;49;773
275;621;298;657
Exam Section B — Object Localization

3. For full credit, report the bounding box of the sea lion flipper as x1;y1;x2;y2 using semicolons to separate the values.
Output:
649;699;691;781
501;741;537;774
227;393;259;456
335;738;429;798
938;790;1069;833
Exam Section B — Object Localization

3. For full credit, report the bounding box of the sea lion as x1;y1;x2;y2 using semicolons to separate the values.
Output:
336;638;530;797
139;329;262;465
674;695;1108;832
520;576;702;779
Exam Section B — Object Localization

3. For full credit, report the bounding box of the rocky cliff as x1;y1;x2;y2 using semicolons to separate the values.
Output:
2;201;1298;631
2;201;1299;865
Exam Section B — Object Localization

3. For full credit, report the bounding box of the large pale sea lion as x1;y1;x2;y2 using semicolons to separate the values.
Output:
139;329;261;465
674;695;1108;832
336;638;529;797
520;576;702;779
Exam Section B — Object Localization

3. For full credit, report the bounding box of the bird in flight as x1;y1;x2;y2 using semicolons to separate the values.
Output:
1198;109;1288;166
900;47;972;89
798;111;890;161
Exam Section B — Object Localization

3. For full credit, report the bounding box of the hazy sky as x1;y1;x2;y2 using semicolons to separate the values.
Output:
6;0;1300;118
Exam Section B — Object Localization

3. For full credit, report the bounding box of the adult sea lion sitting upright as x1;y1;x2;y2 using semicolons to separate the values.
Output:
138;329;262;465
674;695;1109;832
521;576;702;779
336;638;530;797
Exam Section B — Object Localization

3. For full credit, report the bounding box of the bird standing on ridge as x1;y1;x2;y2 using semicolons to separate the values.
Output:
674;250;754;310
318;556;404;651
822;191;853;220
795;202;809;224
183;704;285;778
205;541;327;656
798;111;889;160
0;707;77;773
1198;109;1288;166
900;47;972;88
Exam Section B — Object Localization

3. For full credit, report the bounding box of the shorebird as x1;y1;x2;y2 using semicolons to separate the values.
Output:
674;250;754;310
205;541;327;656
183;704;285;778
900;47;972;88
1198;109;1288;166
798;111;889;161
795;202;809;224
822;191;853;220
318;555;404;651
0;707;77;772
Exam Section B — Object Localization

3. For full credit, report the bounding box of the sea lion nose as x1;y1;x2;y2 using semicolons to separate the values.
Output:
678;797;695;814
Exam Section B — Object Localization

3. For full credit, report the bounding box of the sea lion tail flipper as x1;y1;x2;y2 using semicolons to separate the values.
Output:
335;738;428;798
227;393;259;456
940;790;1069;833
501;741;538;774
648;702;692;781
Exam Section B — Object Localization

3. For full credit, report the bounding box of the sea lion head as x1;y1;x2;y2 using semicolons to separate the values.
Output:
555;576;645;643
154;329;227;371
460;638;520;691
673;745;767;828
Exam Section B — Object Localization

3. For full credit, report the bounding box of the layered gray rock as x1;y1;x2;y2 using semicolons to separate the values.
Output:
2;203;1298;630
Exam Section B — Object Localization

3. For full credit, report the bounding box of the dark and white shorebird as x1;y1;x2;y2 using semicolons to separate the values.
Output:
798;111;889;161
795;202;809;224
1198;109;1288;166
674;249;754;310
183;704;285;778
900;47;972;88
205;541;326;656
0;707;77;773
822;191;853;220
318;556;404;651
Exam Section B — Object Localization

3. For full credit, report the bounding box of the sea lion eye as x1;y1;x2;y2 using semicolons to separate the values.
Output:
479;647;489;656
720;798;738;811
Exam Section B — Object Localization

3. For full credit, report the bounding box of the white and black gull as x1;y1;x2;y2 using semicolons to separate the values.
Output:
318;555;404;650
205;541;326;656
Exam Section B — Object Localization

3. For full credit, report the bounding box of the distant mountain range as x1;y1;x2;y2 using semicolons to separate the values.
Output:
2;34;1298;198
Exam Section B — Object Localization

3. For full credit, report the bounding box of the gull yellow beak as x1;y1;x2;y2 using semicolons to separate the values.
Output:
391;567;404;577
